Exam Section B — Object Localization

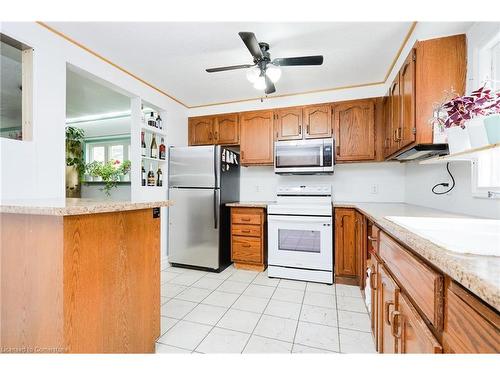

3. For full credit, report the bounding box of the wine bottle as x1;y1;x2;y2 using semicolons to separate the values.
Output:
159;137;166;160
156;167;163;187
150;134;158;159
147;163;155;186
141;132;147;157
141;163;146;186
156;113;162;130
147;112;156;128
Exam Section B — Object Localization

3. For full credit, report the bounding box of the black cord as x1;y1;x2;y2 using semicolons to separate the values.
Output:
432;162;456;195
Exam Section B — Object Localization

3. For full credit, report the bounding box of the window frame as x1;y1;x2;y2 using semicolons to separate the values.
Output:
84;137;131;165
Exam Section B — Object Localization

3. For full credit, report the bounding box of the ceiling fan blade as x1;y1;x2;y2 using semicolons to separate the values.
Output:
272;55;324;66
205;64;255;73
238;32;263;60
265;75;276;95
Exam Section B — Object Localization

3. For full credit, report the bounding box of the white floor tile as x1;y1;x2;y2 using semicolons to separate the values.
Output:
160;317;179;335
337;310;371;332
184;303;228;325
192;276;225;291
155;343;191;353
197;327;250;353
161;271;179;283
339;328;376;353
164;266;186;274
216;280;249;294
294;321;340;352
227;269;259;283
252;274;280;287
161;299;197;319
175;287;212;303
204;268;234;280
303;291;336;309
232;295;269;313
278;279;307;291
157;320;212;350
299;304;338;327
264;299;302;320
306;282;336;295
169;272;205;287
336;295;368;313
161;283;187;298
272;287;304;303
217;308;261;333
253;315;298;343
161;297;169;305
244;335;292;353
242;284;276;299
292;344;336;353
335;284;363;298
202;290;240;308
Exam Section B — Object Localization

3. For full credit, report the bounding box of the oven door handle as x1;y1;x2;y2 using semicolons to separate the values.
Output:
320;143;324;166
268;216;332;224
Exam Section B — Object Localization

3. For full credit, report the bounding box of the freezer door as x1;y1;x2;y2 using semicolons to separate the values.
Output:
168;187;220;269
169;145;219;188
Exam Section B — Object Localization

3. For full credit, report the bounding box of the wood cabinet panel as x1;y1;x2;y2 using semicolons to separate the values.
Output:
232;236;262;264
215;113;239;145
334;100;375;161
399;50;416;148
188;116;214;145
356;211;367;289
275;107;303;140
303;104;332;139
370;255;381;351
396;293;442;353
231;208;263;225
379;232;443;330
443;281;500;353
378;264;400;353
231;224;261;237
382;95;394;158
334;208;357;282
240;110;274;165
389;76;401;155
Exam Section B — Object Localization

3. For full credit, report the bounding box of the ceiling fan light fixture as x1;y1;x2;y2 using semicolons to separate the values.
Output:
266;65;281;83
253;75;266;90
246;66;260;83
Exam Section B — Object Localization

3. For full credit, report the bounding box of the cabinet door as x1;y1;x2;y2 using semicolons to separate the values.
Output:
356;211;366;289
240;110;274;165
334;100;375;161
215;113;239;145
382;95;394;158
275;107;303;140
395;293;443;353
303;104;332;139
389;75;401;154
369;258;380;352
399;50;416;149
378;265;399;354
334;208;357;279
189;116;214;145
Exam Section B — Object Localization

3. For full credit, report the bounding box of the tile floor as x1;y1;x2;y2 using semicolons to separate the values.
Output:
156;263;376;354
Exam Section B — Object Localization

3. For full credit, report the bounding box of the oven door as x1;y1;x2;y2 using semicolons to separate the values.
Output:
274;139;324;173
268;214;333;271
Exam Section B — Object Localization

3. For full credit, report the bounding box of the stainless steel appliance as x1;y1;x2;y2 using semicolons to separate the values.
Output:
274;138;334;174
267;185;333;284
168;145;240;272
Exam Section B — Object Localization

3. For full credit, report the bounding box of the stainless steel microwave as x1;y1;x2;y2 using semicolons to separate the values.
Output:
274;138;335;175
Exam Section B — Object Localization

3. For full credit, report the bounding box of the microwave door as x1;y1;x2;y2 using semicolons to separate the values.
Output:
275;144;322;168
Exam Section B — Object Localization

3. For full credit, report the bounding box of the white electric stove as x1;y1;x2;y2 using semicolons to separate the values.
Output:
267;185;333;284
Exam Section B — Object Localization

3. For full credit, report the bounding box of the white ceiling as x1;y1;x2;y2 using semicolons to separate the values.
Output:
45;22;449;107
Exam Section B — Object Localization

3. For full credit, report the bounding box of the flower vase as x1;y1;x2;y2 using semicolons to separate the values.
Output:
467;117;489;148
484;114;500;145
446;126;471;154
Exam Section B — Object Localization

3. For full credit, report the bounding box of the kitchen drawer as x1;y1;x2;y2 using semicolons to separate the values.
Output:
443;281;500;353
232;236;262;264
231;208;263;225
379;232;444;330
232;224;261;237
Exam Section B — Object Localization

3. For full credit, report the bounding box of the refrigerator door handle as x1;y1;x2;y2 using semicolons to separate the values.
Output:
214;189;220;229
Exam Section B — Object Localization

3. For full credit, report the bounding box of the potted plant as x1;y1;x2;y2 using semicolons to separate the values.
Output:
65;126;86;196
86;161;103;182
98;160;122;196
119;160;131;181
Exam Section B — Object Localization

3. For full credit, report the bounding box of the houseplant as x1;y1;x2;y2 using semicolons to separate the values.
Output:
119;160;131;181
65;126;86;197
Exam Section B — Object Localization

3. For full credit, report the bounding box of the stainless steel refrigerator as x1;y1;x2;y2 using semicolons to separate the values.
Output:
168;145;240;272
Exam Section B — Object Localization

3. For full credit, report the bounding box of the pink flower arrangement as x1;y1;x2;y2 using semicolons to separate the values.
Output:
436;86;500;129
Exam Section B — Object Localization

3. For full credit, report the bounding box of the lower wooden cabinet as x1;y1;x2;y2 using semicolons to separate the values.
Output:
334;208;358;285
230;207;266;271
378;264;400;353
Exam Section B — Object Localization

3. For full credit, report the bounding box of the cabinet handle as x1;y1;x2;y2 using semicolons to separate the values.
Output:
390;310;402;339
214;131;218;141
336;145;340;156
367;235;378;242
242;243;251;248
241;217;251;222
298;125;301;135
241;150;244;160
307;125;310;134
396;128;402;141
385;300;394;325
370;271;377;290
209;132;213;141
241;229;251;233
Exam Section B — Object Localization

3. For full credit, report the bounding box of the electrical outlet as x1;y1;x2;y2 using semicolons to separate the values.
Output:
370;184;379;194
255;185;261;192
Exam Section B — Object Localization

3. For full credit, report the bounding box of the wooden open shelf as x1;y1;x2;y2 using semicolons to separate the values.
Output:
419;143;500;165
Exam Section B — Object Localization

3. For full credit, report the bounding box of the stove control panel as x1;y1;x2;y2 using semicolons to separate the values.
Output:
276;185;332;196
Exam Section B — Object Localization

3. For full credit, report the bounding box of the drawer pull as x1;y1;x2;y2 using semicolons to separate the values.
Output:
241;230;251;233
385;301;394;325
390;311;402;339
242;244;251;248
370;271;377;290
241;217;251;222
367;235;378;242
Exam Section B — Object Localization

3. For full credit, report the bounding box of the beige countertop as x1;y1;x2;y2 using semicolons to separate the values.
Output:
0;198;173;216
226;201;275;208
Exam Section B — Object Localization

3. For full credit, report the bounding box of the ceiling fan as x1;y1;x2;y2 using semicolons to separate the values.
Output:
205;32;324;95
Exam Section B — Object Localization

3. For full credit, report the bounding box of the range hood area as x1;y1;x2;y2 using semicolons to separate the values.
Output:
392;144;449;161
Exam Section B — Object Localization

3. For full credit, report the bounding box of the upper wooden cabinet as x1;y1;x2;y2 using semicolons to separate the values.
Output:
333;99;375;162
215;113;239;145
275;107;303;140
189;116;214;145
240;110;274;165
384;34;466;159
303;104;332;138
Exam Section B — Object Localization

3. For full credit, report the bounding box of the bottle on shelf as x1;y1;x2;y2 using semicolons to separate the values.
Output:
147;112;157;128
141;162;146;186
150;134;158;159
159;137;166;160
156;113;163;130
141;131;147;157
147;163;155;186
156;167;163;187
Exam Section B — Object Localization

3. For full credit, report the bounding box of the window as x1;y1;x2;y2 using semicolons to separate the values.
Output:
86;139;130;164
0;33;33;140
471;148;500;199
491;41;500;91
